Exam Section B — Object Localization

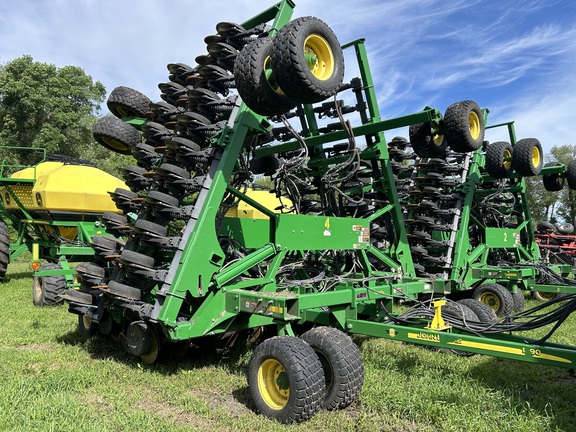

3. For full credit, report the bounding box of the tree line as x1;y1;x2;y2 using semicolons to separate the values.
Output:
0;55;130;177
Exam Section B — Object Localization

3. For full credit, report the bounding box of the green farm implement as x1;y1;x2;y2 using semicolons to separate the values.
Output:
0;147;126;305
63;0;576;423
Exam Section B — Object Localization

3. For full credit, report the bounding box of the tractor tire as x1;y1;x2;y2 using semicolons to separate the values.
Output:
485;141;513;178
0;221;10;282
556;223;574;235
93;115;142;155
443;100;485;152
234;37;296;116
247;336;325;424
409;121;447;158
272;16;344;104
566;160;576;190
32;263;66;306
542;162;565;192
536;221;555;234
472;283;514;316
300;327;364;410
512;289;525;312
512;138;543;176
107;86;152;119
457;298;497;324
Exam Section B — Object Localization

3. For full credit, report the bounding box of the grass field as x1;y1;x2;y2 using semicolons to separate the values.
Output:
1;262;575;431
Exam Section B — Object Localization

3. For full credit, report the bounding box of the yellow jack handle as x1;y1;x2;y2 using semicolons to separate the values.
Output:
427;299;451;331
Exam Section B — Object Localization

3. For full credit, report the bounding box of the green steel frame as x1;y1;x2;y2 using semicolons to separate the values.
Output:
66;0;576;373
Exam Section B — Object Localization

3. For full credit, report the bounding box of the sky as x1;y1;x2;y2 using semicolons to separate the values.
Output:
1;0;575;155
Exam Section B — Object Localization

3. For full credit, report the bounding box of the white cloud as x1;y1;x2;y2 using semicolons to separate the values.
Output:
0;0;575;154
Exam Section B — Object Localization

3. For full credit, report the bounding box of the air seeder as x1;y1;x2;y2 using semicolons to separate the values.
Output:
0;148;126;305
64;0;576;423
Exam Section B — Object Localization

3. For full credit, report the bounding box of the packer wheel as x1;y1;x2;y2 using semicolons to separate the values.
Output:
93;116;141;155
247;336;325;423
566;160;576;190
300;327;364;410
457;298;497;324
443;100;485;152
542;162;565;192
409;119;447;158
512;138;543;176
472;283;514;316
107;86;152;119
485;141;513;178
234;37;296;116
272;16;344;104
78;314;97;335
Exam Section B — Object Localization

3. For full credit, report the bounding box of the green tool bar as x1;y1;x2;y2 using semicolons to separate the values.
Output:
255;108;441;158
214;243;277;287
346;319;576;369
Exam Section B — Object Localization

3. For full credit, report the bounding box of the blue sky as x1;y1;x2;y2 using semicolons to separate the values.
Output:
1;0;575;155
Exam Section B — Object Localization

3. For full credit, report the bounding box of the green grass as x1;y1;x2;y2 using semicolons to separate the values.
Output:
1;262;576;431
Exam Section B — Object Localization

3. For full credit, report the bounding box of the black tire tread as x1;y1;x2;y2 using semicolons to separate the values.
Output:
272;17;344;104
566;160;576;190
0;221;10;282
93;116;142;155
248;336;325;424
472;283;514;316
457;298;497;324
33;263;66;306
542;162;565;192
300;326;364;410
107;86;152;119
234;37;296;116
443;100;485;152
512;138;543;176
485;141;513;178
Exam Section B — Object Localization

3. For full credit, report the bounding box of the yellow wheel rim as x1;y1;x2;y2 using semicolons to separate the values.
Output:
82;315;92;330
141;329;159;365
503;149;512;169
537;292;557;301
478;292;500;312
117;106;131;117
532;146;541;168
102;136;129;152
431;124;444;147
263;55;285;95
258;359;290;410
304;34;334;81
469;111;481;140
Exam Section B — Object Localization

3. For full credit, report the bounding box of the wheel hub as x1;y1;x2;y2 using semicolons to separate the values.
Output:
259;359;290;409
304;34;334;80
468;111;481;140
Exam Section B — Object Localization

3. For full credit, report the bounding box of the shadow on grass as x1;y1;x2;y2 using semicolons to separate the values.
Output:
56;328;255;373
55;327;261;413
4;270;34;282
